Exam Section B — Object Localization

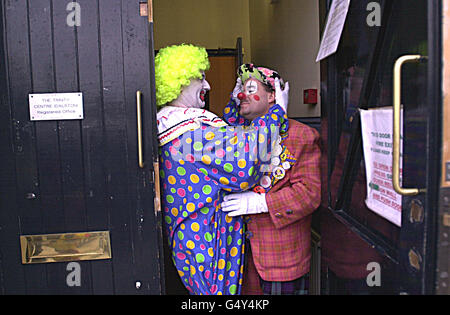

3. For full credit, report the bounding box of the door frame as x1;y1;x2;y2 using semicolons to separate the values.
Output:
320;0;442;294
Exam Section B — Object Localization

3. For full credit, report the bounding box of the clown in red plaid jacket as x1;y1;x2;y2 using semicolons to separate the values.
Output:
223;118;321;287
247;119;321;281
221;64;321;289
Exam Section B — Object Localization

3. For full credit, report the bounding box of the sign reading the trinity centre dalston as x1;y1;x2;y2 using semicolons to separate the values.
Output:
29;92;84;121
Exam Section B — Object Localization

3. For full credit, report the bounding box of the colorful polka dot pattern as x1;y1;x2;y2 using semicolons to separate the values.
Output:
160;104;288;295
223;98;288;133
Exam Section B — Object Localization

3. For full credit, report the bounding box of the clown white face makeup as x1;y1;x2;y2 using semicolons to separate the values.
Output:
172;72;210;108
244;80;258;95
239;79;275;121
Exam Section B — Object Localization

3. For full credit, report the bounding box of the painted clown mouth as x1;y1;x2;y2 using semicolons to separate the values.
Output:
200;89;207;102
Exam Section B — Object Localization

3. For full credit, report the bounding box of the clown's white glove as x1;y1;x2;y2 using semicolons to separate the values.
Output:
275;78;289;114
231;77;243;106
221;191;268;217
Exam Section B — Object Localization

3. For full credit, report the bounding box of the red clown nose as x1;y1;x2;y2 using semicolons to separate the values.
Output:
237;92;246;101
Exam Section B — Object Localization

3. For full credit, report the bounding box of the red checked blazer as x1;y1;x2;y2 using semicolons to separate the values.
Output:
246;119;321;281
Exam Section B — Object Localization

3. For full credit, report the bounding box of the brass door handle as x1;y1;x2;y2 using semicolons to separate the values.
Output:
137;91;144;168
392;55;426;196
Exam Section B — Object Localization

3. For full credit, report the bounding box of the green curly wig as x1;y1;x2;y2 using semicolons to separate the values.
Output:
155;44;210;107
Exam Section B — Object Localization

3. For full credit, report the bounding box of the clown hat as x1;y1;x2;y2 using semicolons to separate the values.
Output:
237;63;285;91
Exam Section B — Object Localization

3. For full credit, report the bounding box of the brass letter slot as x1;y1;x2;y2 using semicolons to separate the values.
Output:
20;231;112;264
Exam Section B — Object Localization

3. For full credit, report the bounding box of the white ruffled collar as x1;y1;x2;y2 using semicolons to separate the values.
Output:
156;106;227;146
157;106;220;134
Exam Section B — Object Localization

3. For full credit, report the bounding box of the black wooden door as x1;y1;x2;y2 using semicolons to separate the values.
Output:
0;0;163;294
319;0;441;294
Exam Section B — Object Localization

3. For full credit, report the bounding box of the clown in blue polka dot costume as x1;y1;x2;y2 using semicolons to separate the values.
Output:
155;44;288;295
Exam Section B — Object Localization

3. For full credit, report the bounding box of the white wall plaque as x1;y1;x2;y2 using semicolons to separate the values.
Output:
29;93;84;121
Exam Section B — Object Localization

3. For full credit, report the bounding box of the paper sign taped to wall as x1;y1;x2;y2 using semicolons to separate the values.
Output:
29;93;84;121
360;108;403;227
316;0;351;62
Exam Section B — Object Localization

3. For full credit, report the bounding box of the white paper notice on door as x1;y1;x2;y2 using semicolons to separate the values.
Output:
360;108;403;227
316;0;351;62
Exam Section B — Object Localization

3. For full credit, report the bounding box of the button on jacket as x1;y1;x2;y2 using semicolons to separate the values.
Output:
246;119;322;281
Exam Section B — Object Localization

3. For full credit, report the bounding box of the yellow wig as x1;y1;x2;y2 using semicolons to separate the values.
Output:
155;44;210;107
